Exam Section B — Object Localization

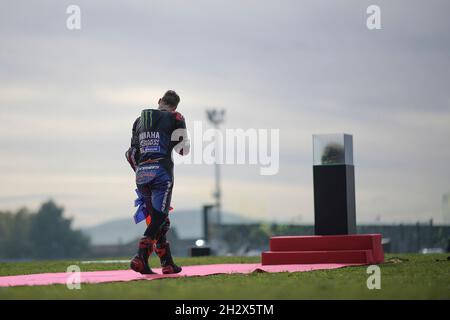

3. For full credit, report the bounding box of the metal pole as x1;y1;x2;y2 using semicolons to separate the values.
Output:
215;153;221;225
214;122;221;225
206;109;225;226
203;205;214;242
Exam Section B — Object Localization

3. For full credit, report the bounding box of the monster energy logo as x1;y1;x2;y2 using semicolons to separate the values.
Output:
140;110;153;129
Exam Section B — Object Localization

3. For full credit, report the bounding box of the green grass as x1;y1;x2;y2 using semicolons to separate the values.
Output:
0;254;449;299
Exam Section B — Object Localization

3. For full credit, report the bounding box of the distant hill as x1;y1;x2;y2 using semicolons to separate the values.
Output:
82;210;259;245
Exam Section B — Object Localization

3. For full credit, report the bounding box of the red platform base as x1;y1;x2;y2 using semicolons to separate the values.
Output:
261;234;384;265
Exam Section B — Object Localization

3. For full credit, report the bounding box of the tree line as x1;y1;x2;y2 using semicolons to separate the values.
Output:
0;200;90;260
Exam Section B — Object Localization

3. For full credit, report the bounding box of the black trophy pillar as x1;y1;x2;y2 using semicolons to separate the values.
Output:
313;164;356;235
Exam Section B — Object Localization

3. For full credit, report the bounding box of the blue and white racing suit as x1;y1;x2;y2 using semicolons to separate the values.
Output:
126;108;189;241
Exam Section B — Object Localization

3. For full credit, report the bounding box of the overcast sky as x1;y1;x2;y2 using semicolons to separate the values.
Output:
0;0;449;227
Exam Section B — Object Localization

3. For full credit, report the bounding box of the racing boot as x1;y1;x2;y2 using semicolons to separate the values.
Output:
154;241;182;274
130;237;156;274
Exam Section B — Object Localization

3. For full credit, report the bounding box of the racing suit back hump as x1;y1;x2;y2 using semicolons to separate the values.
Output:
128;108;187;177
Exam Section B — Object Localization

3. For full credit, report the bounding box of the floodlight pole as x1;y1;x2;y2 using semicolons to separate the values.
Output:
202;204;215;242
215;158;221;224
206;109;225;225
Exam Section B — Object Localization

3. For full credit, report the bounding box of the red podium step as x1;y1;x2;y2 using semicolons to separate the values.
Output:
261;234;384;265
